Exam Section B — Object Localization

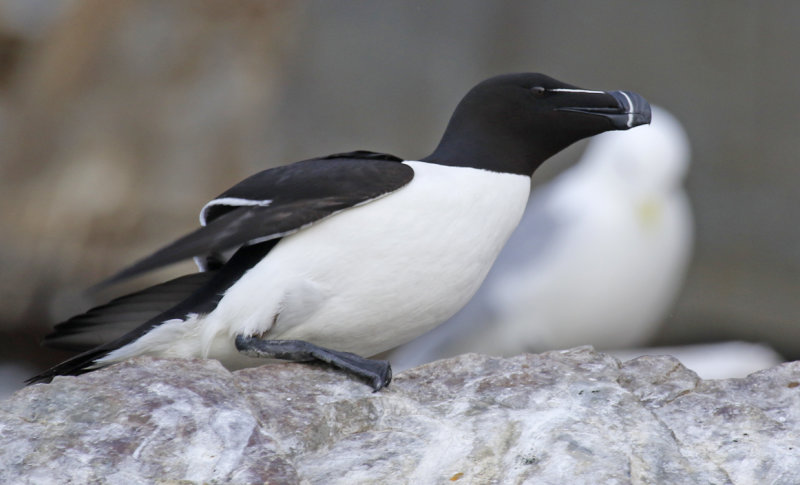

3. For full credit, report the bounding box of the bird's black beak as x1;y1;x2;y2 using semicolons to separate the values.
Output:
557;90;652;130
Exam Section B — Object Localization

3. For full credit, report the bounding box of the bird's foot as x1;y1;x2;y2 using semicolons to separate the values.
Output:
234;335;392;391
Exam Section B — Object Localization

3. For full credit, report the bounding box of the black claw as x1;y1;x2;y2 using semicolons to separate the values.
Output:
235;335;392;391
369;361;392;392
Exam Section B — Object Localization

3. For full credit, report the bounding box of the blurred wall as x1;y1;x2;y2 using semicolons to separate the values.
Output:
1;1;798;380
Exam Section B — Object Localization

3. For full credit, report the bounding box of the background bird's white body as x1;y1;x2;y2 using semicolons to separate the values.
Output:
391;107;693;369
486;163;691;353
98;161;531;369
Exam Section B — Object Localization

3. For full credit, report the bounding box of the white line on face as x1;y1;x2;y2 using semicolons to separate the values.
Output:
549;88;607;95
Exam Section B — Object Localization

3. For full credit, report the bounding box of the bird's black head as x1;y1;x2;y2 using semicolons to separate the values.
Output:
423;73;652;175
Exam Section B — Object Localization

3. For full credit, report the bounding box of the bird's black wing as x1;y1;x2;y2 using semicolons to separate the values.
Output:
99;151;413;286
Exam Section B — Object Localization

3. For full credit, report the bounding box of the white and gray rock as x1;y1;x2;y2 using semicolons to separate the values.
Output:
2;348;799;484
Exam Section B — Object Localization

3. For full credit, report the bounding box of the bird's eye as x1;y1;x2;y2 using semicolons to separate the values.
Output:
531;86;547;96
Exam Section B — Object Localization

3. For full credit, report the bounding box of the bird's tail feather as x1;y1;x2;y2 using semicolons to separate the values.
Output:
26;347;113;384
44;272;215;352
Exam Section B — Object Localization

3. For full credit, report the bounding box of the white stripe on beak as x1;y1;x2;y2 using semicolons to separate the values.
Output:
616;91;635;128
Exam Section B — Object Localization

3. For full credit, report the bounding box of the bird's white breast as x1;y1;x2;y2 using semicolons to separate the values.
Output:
194;161;531;366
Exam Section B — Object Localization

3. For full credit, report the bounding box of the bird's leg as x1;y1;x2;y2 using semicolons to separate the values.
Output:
234;335;392;391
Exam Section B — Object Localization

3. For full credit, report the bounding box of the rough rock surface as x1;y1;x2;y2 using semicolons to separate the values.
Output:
2;348;799;484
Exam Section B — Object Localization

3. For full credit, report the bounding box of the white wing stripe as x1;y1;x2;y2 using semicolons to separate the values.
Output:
199;197;273;226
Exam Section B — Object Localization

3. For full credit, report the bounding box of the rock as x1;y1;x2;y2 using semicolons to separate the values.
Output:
2;348;799;484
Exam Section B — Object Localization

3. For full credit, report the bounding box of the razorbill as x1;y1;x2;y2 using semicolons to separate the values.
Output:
29;73;651;390
390;106;691;371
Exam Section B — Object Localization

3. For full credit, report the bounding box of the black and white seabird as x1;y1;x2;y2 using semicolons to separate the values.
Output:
30;73;651;390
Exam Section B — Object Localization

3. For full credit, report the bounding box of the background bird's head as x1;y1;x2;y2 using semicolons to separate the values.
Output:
581;105;691;197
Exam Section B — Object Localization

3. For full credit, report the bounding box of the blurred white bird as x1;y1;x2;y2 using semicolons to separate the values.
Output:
391;106;693;371
612;342;783;380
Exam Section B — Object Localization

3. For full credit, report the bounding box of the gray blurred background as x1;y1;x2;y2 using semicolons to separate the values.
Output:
1;1;798;392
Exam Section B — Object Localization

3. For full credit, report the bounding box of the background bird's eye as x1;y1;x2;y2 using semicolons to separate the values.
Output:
531;86;546;96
